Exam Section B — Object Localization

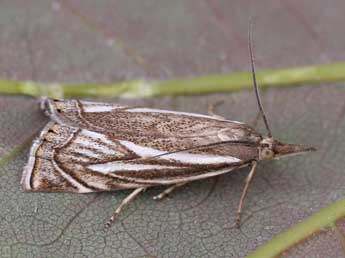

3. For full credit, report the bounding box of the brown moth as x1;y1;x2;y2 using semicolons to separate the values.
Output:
21;25;316;228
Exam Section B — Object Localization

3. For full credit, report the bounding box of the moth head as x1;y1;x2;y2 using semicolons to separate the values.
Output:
248;25;316;161
259;137;316;160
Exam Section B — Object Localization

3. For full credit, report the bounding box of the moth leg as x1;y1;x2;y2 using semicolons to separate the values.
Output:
235;161;258;227
152;182;187;200
250;111;261;129
208;99;225;119
105;187;146;228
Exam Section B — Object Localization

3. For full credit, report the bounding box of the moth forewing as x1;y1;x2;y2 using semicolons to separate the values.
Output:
22;117;259;192
41;98;257;138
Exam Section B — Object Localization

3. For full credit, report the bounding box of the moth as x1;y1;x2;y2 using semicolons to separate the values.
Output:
21;27;316;228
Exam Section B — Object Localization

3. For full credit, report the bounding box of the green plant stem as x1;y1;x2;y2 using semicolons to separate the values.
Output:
246;198;345;258
1;62;345;98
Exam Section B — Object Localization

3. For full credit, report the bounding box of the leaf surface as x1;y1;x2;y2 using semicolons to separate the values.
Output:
1;1;345;257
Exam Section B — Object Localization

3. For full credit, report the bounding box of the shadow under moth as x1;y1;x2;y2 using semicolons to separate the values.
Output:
21;26;316;228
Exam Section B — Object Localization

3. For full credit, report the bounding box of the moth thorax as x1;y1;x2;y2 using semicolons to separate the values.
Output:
259;137;275;160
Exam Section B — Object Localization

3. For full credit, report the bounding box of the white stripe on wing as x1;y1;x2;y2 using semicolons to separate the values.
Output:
119;140;241;164
83;105;114;112
88;163;178;173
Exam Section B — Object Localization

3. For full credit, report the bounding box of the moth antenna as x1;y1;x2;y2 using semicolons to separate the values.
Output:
248;18;272;137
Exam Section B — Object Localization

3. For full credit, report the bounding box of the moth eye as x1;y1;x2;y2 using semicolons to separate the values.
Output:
261;148;274;160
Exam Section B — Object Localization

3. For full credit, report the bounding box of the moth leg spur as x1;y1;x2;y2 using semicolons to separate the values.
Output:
250;111;262;129
207;99;225;119
235;161;258;227
105;187;146;228
152;182;187;200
